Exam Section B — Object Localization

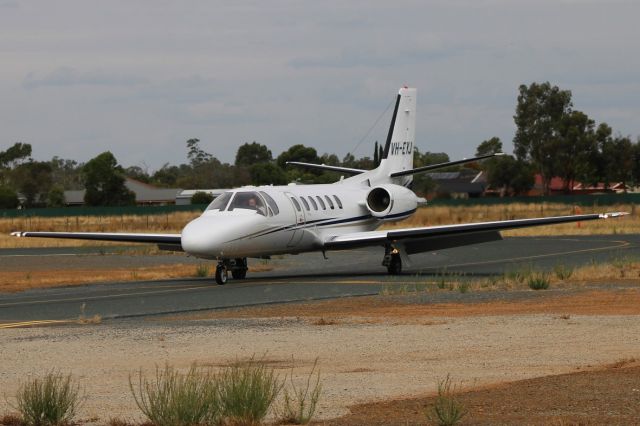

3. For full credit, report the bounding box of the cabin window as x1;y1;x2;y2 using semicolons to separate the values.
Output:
300;197;310;211
324;195;335;209
333;195;343;209
308;196;318;210
259;191;279;215
206;192;232;211
228;191;267;216
290;197;301;212
316;196;326;210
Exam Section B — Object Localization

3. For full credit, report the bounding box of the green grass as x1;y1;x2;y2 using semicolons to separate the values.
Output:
427;374;467;426
14;371;82;426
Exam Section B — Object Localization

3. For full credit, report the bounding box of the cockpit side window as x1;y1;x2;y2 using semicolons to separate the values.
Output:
206;192;232;211
228;191;267;216
259;191;279;215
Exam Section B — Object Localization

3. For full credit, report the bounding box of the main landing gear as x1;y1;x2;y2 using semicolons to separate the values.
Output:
382;245;402;275
214;257;248;285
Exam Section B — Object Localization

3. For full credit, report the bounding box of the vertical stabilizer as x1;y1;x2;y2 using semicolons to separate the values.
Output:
377;87;416;185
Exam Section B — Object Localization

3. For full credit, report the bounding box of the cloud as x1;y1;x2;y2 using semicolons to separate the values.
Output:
23;67;147;89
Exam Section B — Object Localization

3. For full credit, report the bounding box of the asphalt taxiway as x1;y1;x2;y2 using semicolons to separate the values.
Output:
1;235;638;326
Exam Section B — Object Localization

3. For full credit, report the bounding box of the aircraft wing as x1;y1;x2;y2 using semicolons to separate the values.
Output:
323;212;627;254
10;231;182;248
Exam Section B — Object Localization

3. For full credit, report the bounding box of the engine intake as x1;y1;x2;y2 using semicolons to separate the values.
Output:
365;184;418;220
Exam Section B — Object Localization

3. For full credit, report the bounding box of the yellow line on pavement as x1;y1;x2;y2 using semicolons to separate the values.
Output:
0;319;73;329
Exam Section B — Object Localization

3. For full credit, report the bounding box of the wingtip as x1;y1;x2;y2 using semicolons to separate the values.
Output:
10;231;23;237
599;212;630;219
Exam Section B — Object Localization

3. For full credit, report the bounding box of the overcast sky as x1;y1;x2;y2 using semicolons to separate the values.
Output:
2;0;639;172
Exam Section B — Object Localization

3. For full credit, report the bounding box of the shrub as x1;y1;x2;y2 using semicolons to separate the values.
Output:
218;358;282;425
528;273;550;290
278;358;322;425
191;191;214;205
553;263;573;280
129;364;220;426
195;264;210;277
427;374;467;426
14;371;82;426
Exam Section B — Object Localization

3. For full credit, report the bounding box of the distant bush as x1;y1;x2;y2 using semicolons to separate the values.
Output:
553;263;573;280
528;273;550;290
14;371;82;426
0;187;19;209
191;191;214;205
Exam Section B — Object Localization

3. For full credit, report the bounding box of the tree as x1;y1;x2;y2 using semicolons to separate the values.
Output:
235;142;272;167
513;82;573;195
555;110;597;192
0;186;19;209
0;142;32;168
124;166;151;183
486;155;535;196
13;161;53;207
276;144;319;168
82;152;135;206
249;163;288;185
475;137;503;156
0;142;32;187
191;191;214;204
186;138;212;167
47;185;66;207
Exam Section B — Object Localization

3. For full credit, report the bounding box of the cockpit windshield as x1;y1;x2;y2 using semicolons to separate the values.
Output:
228;191;267;216
206;192;233;211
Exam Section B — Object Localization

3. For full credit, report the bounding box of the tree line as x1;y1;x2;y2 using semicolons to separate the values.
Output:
1;81;639;209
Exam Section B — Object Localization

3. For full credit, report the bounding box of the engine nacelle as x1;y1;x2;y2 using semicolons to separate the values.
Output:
365;184;418;220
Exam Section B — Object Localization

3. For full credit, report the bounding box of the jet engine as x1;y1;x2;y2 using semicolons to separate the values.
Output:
365;184;419;220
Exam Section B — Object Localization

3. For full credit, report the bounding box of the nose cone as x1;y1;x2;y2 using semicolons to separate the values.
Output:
181;214;261;258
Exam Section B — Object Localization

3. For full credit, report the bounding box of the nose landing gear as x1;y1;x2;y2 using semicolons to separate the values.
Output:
214;257;248;285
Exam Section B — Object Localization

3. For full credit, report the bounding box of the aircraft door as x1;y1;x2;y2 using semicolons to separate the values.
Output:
285;193;305;247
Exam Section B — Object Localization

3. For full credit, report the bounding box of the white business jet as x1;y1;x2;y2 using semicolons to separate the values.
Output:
11;87;626;284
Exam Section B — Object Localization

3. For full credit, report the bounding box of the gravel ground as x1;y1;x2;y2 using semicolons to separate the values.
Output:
2;312;640;423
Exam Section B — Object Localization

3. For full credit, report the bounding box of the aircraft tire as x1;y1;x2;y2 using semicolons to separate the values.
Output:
387;254;402;275
231;257;248;279
215;264;228;285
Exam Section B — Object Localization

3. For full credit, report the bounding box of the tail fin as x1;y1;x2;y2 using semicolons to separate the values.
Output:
377;87;416;185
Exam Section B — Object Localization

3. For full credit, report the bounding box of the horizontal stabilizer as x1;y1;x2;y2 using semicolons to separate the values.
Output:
286;161;366;175
390;152;505;178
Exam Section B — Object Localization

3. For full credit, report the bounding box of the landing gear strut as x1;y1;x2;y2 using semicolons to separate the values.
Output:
382;245;402;275
214;258;248;285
